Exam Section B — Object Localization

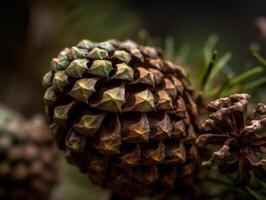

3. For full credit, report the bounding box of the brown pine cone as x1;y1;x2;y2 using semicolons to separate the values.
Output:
42;39;199;197
0;105;59;200
197;94;266;185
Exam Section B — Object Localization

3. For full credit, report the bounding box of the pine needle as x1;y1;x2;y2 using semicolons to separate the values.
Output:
243;77;266;92
203;35;218;70
201;50;218;90
227;67;263;87
252;51;266;69
245;187;265;200
205;52;232;90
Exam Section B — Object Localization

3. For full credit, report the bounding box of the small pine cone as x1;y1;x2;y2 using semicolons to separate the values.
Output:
196;94;266;185
0;105;59;200
42;39;199;197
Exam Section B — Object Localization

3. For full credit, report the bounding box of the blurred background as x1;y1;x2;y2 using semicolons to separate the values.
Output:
0;0;266;199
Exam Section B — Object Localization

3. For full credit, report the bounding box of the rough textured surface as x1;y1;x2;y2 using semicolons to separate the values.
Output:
197;94;266;185
0;106;58;200
43;39;199;197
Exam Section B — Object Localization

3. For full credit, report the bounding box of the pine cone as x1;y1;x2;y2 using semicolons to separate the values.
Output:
43;39;199;197
197;94;266;185
0;105;58;200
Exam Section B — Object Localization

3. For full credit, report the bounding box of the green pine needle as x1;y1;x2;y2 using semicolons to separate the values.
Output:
242;77;266;92
212;67;263;97
227;67;263;87
205;52;232;90
258;180;266;190
252;51;266;69
201;50;218;90
245;187;265;200
203;35;219;70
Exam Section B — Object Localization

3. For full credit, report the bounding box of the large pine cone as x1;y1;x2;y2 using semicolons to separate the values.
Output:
43;39;199;197
0;105;58;200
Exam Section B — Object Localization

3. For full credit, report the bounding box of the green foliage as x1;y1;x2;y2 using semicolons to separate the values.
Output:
161;35;266;101
251;47;266;69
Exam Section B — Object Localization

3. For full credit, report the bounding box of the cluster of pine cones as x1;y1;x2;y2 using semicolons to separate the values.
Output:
0;39;265;200
0;105;58;200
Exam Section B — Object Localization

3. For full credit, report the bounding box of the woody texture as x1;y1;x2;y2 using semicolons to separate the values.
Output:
197;94;266;185
42;39;199;197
